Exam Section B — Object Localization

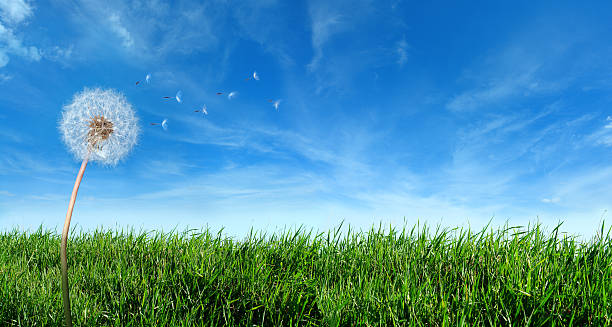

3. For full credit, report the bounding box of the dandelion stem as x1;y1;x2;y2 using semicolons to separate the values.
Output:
61;157;89;327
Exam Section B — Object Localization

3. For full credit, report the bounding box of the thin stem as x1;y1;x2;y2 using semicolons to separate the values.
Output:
61;157;89;327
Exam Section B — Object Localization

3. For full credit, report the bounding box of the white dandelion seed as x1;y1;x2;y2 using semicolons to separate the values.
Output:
150;119;168;130
58;87;140;327
145;73;151;84
176;90;183;103
59;87;140;167
273;99;281;111
253;71;259;81
194;104;208;116
228;91;237;100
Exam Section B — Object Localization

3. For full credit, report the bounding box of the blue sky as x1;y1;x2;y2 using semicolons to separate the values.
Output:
1;0;612;242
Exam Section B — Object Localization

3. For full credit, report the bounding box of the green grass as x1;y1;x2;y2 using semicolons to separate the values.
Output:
1;219;611;326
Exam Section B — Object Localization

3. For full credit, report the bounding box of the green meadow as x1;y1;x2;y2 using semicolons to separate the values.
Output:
1;219;611;326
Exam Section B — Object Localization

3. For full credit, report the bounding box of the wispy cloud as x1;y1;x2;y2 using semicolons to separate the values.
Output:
107;13;134;48
0;20;41;68
61;0;220;62
0;72;11;82
304;0;409;94
0;0;40;68
40;44;73;64
307;3;344;71
396;38;408;67
0;1;75;68
445;33;577;112
0;0;33;24
0;148;73;176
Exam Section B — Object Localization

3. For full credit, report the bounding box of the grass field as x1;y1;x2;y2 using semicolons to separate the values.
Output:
1;219;611;326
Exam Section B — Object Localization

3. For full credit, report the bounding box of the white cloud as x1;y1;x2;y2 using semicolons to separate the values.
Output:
0;72;11;82
41;44;73;62
60;1;220;61
445;30;578;113
308;10;343;71
541;197;560;203
0;0;33;25
108;13;133;48
304;0;410;94
583;117;612;147
396;38;408;66
446;64;540;112
0;190;15;197
0;2;40;68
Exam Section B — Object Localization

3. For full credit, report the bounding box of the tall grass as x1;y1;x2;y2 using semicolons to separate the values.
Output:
1;219;611;326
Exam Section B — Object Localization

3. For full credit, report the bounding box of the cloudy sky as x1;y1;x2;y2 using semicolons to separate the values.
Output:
1;0;612;242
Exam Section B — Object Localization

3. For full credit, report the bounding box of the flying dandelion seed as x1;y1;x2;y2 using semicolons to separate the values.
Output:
58;87;140;327
253;71;260;81
228;91;237;99
151;119;168;130
273;99;281;111
136;73;150;86
194;104;208;116
163;90;182;103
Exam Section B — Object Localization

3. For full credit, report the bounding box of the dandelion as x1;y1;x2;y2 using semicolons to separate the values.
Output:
253;71;260;81
58;87;140;327
228;91;237;99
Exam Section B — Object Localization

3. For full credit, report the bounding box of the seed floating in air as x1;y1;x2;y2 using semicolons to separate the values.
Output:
273;99;281;111
151;119;168;131
228;91;237;100
194;104;208;116
162;90;182;103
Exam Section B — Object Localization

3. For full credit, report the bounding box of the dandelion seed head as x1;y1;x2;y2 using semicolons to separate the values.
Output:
59;87;140;166
176;90;183;103
161;119;168;130
228;91;237;99
145;73;151;84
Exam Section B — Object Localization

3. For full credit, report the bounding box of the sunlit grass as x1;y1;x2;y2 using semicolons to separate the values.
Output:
1;219;611;326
